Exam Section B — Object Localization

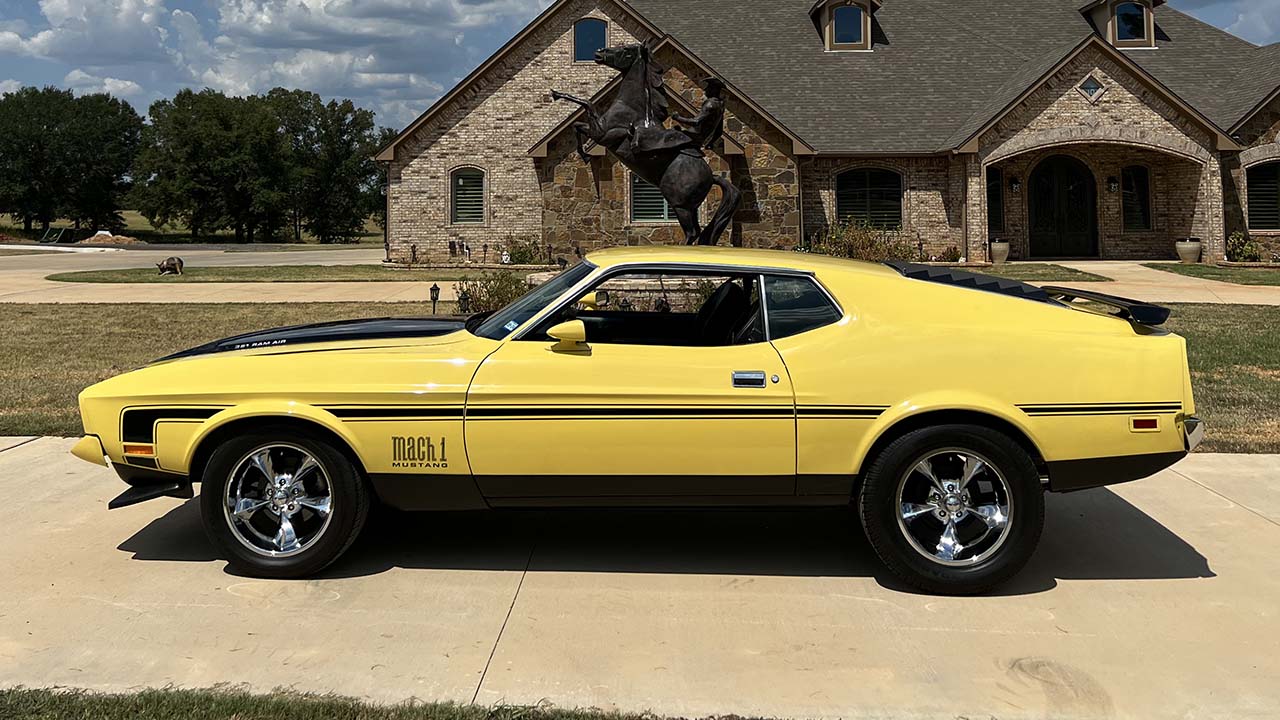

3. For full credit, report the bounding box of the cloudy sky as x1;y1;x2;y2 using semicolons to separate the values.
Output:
0;0;1275;129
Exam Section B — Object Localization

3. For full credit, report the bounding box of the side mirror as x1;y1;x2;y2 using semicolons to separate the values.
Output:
546;320;588;350
578;290;610;310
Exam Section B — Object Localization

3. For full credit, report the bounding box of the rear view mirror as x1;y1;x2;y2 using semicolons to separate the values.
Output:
578;290;610;310
547;320;588;351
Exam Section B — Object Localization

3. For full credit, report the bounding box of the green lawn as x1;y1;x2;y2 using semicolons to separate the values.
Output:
0;302;1272;451
47;266;488;284
1143;263;1280;286
0;688;648;720
979;263;1112;283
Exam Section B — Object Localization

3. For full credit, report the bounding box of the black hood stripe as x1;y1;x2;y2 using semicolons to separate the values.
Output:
158;317;467;362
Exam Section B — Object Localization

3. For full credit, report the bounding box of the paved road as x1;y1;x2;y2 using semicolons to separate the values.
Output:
1;437;1276;718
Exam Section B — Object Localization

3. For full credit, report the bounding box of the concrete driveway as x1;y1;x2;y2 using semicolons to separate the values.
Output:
0;437;1277;719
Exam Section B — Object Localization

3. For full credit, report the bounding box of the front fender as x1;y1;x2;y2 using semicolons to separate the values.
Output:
178;401;363;475
850;392;1042;475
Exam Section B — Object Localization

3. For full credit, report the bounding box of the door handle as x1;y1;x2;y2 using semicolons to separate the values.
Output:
732;371;767;388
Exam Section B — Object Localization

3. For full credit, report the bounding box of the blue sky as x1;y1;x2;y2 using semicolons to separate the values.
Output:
0;0;1275;129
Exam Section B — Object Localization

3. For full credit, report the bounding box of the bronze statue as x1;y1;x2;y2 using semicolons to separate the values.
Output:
551;42;740;246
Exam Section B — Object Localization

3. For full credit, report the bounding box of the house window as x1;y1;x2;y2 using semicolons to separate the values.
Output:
826;1;871;51
1113;1;1153;47
987;167;1005;235
1121;165;1152;231
631;174;675;222
450;167;485;225
836;168;902;229
1077;74;1107;103
1247;162;1280;231
573;18;607;62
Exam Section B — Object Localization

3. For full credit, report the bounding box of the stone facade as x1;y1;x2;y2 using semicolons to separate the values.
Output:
385;2;1266;267
1224;93;1280;258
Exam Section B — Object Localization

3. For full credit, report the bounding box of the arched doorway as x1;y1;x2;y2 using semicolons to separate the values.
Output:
1028;154;1097;258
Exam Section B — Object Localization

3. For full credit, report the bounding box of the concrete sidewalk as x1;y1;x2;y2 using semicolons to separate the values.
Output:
1;437;1276;718
1050;260;1280;305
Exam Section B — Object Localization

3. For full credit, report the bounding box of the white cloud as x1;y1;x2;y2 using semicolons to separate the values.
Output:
0;78;23;94
63;68;143;96
1;0;173;66
1224;0;1280;45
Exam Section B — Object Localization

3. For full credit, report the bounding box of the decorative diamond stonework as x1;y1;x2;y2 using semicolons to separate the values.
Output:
1077;73;1107;104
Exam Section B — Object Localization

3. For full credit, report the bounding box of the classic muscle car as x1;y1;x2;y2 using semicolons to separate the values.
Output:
72;247;1202;594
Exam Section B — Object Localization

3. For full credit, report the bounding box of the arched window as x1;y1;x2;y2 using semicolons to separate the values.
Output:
573;18;607;62
1121;165;1152;231
826;1;870;51
450;167;485;225
1114;2;1151;46
836;168;902;229
1248;162;1280;231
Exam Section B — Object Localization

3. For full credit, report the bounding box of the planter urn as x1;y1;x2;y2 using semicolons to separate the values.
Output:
990;240;1010;265
1175;238;1202;264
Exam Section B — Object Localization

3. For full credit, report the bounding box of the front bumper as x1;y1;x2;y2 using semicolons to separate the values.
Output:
1046;416;1203;492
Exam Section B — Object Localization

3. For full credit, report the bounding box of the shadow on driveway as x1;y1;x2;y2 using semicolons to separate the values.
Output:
117;487;1213;596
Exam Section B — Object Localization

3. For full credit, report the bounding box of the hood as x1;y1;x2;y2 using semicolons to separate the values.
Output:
158;316;468;362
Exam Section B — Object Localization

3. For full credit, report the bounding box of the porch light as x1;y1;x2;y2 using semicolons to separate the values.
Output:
429;283;440;314
1108;176;1120;193
1009;176;1021;194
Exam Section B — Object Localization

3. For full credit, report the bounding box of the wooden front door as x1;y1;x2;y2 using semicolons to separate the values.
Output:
1028;155;1097;258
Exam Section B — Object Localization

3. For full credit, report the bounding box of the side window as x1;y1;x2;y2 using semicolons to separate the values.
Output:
764;275;841;339
528;270;764;347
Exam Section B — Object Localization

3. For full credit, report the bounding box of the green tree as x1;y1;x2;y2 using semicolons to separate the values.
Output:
302;98;380;243
61;93;143;231
0;86;77;232
370;126;399;232
266;88;322;243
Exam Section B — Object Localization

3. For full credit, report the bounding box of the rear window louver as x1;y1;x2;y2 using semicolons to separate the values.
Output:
883;261;1053;303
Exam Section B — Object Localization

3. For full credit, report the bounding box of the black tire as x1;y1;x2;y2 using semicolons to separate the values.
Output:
857;424;1044;595
200;427;370;578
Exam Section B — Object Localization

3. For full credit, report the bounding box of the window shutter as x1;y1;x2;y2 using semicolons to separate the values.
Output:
836;169;902;229
986;167;1004;235
1121;166;1151;231
631;174;674;222
451;168;485;224
1248;163;1280;231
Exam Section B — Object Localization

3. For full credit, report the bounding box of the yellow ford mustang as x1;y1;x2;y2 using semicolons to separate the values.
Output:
72;247;1202;594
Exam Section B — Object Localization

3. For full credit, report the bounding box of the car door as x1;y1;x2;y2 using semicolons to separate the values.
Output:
464;268;797;503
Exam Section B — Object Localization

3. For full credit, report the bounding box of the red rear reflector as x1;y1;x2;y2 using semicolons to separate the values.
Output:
1132;418;1158;430
122;444;154;455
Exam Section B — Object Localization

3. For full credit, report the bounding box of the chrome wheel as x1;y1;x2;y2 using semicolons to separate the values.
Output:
223;443;334;558
895;448;1013;567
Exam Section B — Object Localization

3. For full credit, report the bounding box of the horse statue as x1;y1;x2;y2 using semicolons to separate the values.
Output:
550;41;741;246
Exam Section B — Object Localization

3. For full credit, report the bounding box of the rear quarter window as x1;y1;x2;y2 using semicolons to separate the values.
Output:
764;275;842;339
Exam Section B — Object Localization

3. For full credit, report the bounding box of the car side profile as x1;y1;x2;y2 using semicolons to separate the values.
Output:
72;247;1202;594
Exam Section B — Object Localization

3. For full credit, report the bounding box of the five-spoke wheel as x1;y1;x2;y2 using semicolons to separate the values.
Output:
859;424;1044;595
201;428;369;578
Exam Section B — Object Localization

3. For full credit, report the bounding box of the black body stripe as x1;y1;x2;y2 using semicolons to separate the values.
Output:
467;406;792;419
798;406;887;418
121;407;223;443
1020;403;1181;416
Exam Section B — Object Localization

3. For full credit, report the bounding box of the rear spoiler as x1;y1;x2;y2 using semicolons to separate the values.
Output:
1041;286;1170;326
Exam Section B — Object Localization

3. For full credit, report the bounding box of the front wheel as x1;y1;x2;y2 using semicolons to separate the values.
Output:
857;424;1045;595
200;428;370;578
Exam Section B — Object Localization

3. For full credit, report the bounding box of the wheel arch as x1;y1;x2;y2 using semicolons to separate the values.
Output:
854;405;1046;479
186;405;367;484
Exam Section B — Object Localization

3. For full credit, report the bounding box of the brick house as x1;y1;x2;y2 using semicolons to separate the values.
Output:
376;0;1280;265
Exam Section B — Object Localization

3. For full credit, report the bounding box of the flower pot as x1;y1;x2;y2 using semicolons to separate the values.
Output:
990;240;1010;265
1175;239;1202;264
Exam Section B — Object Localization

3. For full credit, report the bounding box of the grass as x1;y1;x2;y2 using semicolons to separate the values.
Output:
0;248;60;256
47;266;490;284
0;303;449;437
1143;263;1280;286
0;302;1273;452
1164;303;1280;454
0;209;383;246
979;263;1112;282
0;688;653;720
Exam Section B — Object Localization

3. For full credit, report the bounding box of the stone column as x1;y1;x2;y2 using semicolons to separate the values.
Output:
963;154;988;262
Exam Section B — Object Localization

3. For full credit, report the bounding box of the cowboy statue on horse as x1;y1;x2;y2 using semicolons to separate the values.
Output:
550;42;741;247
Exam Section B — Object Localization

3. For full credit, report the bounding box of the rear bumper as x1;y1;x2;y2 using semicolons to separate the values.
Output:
1047;416;1202;492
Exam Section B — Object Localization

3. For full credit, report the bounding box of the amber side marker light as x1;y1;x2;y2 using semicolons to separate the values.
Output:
122;444;155;456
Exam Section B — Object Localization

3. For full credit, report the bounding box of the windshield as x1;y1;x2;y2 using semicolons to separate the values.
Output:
471;262;595;340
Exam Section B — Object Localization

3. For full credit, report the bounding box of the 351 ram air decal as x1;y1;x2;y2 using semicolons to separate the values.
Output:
391;436;449;469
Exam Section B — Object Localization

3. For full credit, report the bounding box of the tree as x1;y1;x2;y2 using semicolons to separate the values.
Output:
61;93;143;231
302;98;381;243
266;88;323;243
370;126;399;232
0;87;77;232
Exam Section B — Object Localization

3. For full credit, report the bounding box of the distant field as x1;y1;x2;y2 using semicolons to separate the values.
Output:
0;248;60;256
0;210;383;246
48;266;488;283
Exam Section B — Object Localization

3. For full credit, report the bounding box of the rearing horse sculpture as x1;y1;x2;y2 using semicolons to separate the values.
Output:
551;42;741;246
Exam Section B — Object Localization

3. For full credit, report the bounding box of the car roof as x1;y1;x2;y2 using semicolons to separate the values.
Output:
585;245;902;278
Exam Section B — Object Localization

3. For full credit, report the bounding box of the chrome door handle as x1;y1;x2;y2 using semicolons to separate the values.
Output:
732;371;767;388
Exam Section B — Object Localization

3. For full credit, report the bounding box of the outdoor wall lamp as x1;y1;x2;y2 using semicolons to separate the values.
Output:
1009;176;1021;194
1107;176;1120;193
429;283;440;314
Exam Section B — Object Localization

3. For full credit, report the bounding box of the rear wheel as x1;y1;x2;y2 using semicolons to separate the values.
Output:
200;428;369;578
857;424;1044;595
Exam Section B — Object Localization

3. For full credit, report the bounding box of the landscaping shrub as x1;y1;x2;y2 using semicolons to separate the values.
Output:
797;221;917;262
1226;232;1263;263
934;245;963;263
504;236;547;265
454;271;529;313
